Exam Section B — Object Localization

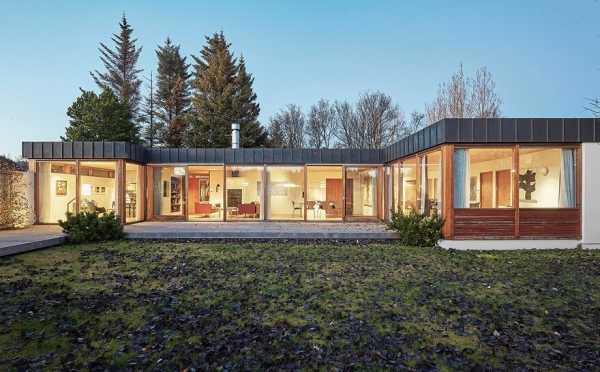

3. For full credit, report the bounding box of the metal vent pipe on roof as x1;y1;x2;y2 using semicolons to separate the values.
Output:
232;123;240;149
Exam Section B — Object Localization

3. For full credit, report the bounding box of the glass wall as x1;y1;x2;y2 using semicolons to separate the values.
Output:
306;166;343;221
519;147;576;208
453;148;513;208
266;166;305;220
37;161;77;223
226;166;263;220
153;166;185;217
188;166;224;221
397;158;418;214
423;151;442;215
79;161;117;215
345;167;378;217
125;163;143;223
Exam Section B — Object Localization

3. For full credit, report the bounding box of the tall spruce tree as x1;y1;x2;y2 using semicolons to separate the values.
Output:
156;38;191;147
235;56;268;147
188;32;268;147
91;15;143;120
140;73;160;147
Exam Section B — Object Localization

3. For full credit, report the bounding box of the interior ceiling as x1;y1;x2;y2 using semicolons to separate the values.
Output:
470;148;556;164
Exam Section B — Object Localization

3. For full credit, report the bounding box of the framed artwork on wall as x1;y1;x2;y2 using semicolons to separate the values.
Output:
56;180;67;196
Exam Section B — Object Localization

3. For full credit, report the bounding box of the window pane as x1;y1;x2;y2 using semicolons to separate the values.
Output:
226;166;262;220
125;163;143;223
456;148;513;208
346;167;377;217
188;166;224;221
519;148;576;208
79;161;117;215
37;161;77;223
306;166;342;220
266;166;305;220
399;158;417;213
153;166;185;216
424;151;442;216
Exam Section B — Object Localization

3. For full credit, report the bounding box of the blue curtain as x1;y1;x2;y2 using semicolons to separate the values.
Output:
453;149;468;208
560;149;576;208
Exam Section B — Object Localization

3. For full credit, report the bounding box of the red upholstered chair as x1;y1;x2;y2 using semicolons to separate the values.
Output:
195;203;212;216
239;202;257;217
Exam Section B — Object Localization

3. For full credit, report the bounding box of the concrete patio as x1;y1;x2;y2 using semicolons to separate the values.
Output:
0;222;399;257
125;221;399;240
0;225;65;257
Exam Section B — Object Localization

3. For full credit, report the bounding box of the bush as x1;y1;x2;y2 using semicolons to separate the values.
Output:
59;211;124;244
388;210;445;247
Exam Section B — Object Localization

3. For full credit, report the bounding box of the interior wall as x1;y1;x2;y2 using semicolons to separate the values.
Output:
469;153;513;208
38;164;76;223
519;149;561;208
227;168;261;204
266;167;304;219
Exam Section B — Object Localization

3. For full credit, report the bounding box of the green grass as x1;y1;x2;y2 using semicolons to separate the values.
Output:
1;241;599;370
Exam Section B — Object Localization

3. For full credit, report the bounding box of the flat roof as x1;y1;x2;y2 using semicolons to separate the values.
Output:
22;118;599;164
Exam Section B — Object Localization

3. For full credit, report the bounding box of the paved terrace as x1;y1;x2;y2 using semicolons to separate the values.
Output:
0;222;398;257
126;221;398;240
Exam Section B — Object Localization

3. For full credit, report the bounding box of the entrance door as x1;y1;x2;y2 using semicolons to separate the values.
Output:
325;179;342;218
480;171;493;208
495;170;511;208
345;179;353;216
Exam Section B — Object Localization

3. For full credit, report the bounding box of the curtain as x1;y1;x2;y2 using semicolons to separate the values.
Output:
559;149;576;208
453;149;469;208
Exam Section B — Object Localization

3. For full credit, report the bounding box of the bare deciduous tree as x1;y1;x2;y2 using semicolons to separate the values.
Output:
470;66;502;118
306;99;337;148
353;91;404;149
267;104;305;148
586;98;600;117
405;111;426;136
333;100;360;148
426;63;502;124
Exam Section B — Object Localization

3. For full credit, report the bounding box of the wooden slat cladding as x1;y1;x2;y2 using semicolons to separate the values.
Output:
454;209;516;239
519;209;580;238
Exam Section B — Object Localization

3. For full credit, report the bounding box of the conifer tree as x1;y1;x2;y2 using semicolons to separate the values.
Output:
91;15;143;120
188;32;268;147
63;89;139;142
188;32;238;147
155;38;191;147
140;73;160;147
235;56;268;147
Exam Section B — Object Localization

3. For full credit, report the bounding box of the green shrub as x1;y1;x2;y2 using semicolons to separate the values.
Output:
388;210;445;247
59;211;124;244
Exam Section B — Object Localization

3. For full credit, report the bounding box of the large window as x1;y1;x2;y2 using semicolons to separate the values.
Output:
395;158;418;214
519;147;576;208
306;166;342;221
125;163;143;223
422;151;442;215
345;167;378;217
79;161;117;215
37;161;77;223
266;166;305;220
454;148;513;208
226;166;263;220
188;166;224;221
153;166;185;217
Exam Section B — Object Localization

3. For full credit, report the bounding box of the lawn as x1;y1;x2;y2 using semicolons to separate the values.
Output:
1;242;599;370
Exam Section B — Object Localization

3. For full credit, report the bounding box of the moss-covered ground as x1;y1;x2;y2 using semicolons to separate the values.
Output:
1;241;599;370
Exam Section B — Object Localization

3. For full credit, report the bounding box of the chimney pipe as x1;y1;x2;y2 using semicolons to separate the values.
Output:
231;123;240;149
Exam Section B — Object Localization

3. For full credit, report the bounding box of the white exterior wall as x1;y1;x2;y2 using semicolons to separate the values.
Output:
582;143;600;249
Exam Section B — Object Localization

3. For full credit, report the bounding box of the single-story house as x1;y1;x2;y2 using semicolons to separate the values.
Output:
21;118;600;248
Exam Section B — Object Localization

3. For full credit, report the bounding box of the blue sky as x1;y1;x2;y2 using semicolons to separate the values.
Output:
1;0;598;157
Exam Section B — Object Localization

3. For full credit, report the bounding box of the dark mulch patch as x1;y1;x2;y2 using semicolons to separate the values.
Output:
1;241;599;370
